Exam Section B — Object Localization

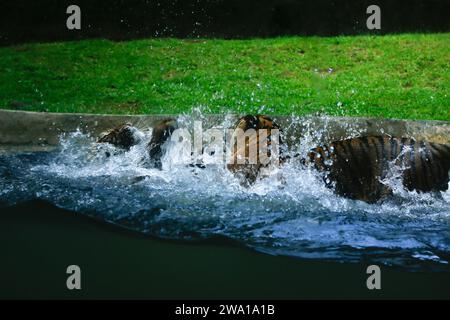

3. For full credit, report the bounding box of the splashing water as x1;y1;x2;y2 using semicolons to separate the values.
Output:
1;114;449;271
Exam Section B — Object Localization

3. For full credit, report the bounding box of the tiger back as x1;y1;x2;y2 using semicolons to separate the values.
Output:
308;136;450;203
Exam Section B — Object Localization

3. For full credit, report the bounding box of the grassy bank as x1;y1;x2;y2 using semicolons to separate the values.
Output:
0;34;448;120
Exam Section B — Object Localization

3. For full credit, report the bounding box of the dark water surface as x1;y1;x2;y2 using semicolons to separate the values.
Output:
1;200;450;299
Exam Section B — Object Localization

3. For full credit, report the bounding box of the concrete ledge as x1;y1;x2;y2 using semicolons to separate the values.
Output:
0;110;449;152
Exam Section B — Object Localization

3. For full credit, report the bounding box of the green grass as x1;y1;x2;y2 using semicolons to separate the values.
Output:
0;34;449;120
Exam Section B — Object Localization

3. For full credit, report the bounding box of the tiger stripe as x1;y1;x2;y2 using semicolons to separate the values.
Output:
306;135;449;203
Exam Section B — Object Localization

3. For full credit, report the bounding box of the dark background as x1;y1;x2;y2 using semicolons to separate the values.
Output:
0;0;449;45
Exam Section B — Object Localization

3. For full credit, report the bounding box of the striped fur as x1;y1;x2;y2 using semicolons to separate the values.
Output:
308;136;450;203
227;115;282;186
97;123;137;150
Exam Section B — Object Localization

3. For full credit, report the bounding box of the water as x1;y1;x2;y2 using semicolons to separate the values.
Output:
1;114;449;272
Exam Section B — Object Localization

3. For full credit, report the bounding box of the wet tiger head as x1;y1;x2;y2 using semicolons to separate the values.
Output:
227;115;283;186
98;123;142;150
234;115;280;132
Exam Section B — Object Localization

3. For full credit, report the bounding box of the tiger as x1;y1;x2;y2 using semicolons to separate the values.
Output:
227;115;284;186
307;136;450;203
97;115;450;203
97;123;142;150
147;118;177;169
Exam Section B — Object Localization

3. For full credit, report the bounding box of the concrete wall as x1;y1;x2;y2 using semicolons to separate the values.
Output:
0;110;448;153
